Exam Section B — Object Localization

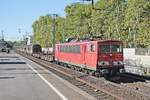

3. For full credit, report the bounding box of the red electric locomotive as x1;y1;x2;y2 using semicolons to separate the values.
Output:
55;40;125;76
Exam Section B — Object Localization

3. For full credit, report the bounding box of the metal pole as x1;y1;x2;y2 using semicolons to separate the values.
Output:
129;27;131;48
1;30;4;41
81;0;94;9
51;14;58;59
91;0;94;9
18;28;22;42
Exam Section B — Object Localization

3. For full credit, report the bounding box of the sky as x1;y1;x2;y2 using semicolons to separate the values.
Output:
0;0;78;41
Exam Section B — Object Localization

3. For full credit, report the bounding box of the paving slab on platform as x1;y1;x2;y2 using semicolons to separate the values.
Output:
0;52;26;64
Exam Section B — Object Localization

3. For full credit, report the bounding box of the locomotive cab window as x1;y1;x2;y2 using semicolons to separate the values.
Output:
99;44;123;53
110;44;123;53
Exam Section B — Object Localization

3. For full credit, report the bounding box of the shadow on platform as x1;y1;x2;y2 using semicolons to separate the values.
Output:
0;62;26;64
0;76;15;79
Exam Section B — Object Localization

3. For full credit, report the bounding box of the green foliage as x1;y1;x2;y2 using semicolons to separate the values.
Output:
124;0;150;47
32;0;150;48
32;15;53;47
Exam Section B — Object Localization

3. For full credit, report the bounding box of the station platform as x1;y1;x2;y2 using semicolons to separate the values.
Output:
0;52;96;100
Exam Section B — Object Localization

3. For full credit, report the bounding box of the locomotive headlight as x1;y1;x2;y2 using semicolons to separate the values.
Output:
113;61;124;66
98;61;109;66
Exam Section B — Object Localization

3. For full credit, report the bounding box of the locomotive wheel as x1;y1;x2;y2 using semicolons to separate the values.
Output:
95;72;100;77
72;66;76;70
95;71;103;77
60;62;64;66
84;69;89;74
70;66;75;70
79;68;83;72
89;71;95;76
55;61;59;64
64;63;68;67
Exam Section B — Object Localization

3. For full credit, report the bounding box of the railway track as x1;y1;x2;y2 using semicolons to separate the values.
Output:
110;73;150;97
18;51;150;100
108;73;146;84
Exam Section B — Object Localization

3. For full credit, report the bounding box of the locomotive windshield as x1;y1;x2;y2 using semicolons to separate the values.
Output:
100;44;123;53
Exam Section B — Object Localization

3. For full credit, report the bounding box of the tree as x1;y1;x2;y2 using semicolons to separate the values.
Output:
32;0;150;48
124;0;150;47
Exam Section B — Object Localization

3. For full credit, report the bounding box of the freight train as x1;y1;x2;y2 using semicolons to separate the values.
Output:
17;40;125;77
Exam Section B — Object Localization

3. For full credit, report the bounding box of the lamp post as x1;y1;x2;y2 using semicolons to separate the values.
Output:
1;30;4;41
25;31;30;45
18;28;22;42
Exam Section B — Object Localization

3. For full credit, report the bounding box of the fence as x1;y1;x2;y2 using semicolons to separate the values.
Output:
123;48;150;67
135;48;150;56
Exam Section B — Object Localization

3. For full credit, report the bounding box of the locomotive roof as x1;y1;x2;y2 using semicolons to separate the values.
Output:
56;40;122;45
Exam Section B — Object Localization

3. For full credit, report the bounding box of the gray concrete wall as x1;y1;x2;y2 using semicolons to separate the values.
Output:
124;48;150;67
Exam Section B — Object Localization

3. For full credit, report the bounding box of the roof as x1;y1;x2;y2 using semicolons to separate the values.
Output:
56;40;122;45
